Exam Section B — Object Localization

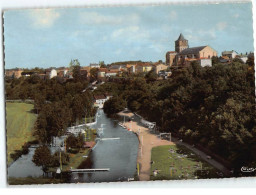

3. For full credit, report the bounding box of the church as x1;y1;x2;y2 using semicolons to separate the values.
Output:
166;33;217;67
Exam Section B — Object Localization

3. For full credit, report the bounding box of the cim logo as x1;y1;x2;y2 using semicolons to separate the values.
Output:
241;167;256;173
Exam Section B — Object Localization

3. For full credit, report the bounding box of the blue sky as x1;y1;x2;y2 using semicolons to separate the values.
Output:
4;2;254;69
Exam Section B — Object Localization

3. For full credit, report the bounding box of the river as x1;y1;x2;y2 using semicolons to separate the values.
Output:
8;109;139;183
69;109;139;182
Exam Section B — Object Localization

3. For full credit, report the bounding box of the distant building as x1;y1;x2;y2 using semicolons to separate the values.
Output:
166;51;177;66
105;70;119;77
135;63;153;73
5;68;23;78
98;68;107;78
166;33;217;67
90;63;100;68
153;63;168;74
81;66;91;77
49;69;57;79
126;64;136;74
93;94;108;108
109;64;127;71
235;54;248;63
222;50;238;59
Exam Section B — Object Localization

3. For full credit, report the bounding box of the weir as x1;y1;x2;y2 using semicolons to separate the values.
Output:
70;168;110;173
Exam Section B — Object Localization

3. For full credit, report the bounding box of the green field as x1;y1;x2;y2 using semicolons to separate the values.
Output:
6;102;37;166
150;145;222;180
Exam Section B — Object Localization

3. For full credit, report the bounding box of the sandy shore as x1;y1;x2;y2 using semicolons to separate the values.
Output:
118;111;174;181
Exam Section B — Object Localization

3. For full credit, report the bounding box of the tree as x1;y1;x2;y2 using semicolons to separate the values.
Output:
34;93;46;114
212;56;220;65
32;145;53;173
72;64;82;81
90;68;99;81
69;59;80;70
103;96;126;116
99;61;107;68
145;70;157;82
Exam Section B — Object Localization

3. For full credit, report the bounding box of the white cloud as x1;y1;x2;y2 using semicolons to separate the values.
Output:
216;22;227;30
29;9;60;28
112;26;139;38
233;13;240;18
111;25;150;41
80;12;139;25
169;11;177;20
185;28;216;43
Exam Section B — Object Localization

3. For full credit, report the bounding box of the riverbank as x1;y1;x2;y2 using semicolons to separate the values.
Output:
6;102;37;166
118;110;174;181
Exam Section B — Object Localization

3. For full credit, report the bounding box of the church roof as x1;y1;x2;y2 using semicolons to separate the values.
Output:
178;46;207;55
177;33;187;41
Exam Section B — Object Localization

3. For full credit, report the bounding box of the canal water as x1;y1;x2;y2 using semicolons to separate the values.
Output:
8;109;139;183
69;109;139;182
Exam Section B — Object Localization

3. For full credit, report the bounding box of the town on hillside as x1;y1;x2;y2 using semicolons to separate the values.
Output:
5;33;256;185
5;33;253;82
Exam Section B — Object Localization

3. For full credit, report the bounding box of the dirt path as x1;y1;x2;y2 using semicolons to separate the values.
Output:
118;110;230;180
118;111;174;181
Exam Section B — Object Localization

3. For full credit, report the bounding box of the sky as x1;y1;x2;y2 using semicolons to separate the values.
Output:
3;2;254;69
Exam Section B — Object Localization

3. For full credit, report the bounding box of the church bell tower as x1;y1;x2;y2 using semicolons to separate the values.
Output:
175;33;188;53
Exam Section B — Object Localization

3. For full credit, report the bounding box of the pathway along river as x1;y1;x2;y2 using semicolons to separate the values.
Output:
8;109;139;183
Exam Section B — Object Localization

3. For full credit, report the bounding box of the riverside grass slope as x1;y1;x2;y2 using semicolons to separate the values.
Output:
150;145;221;180
6;102;37;166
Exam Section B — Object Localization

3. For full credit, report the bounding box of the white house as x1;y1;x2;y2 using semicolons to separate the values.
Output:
49;69;57;79
222;50;238;59
105;70;118;77
94;94;108;108
90;63;100;68
198;58;212;67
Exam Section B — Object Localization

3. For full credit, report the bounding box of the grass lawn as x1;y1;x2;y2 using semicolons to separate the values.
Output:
49;129;97;172
60;148;90;172
6;102;37;166
150;145;223;180
8;177;64;185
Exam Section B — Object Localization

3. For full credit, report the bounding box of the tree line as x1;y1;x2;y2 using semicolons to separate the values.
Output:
102;57;256;175
5;62;97;144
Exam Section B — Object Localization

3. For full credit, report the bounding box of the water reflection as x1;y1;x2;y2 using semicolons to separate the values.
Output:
70;109;139;182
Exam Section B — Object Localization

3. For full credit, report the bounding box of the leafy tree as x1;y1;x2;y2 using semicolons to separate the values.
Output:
145;70;157;82
90;68;99;81
103;96;126;116
99;61;107;68
32;145;53;173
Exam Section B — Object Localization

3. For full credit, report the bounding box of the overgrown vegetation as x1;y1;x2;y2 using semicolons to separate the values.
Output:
6;62;97;144
102;58;256;175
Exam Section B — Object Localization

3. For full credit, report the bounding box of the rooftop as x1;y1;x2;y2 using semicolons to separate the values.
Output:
176;33;187;41
179;46;207;55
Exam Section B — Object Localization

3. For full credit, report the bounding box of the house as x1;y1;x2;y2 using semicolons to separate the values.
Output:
5;68;23;78
126;64;136;74
109;64;127;71
222;50;238;59
49;69;57;79
81;66;91;77
97;68;107;78
93;94;108;108
105;93;113;100
197;58;212;67
166;51;177;66
135;63;153;73
153;63;168;74
90;63;100;68
166;33;217;67
235;54;248;63
46;68;57;79
219;56;230;63
105;70;119;77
